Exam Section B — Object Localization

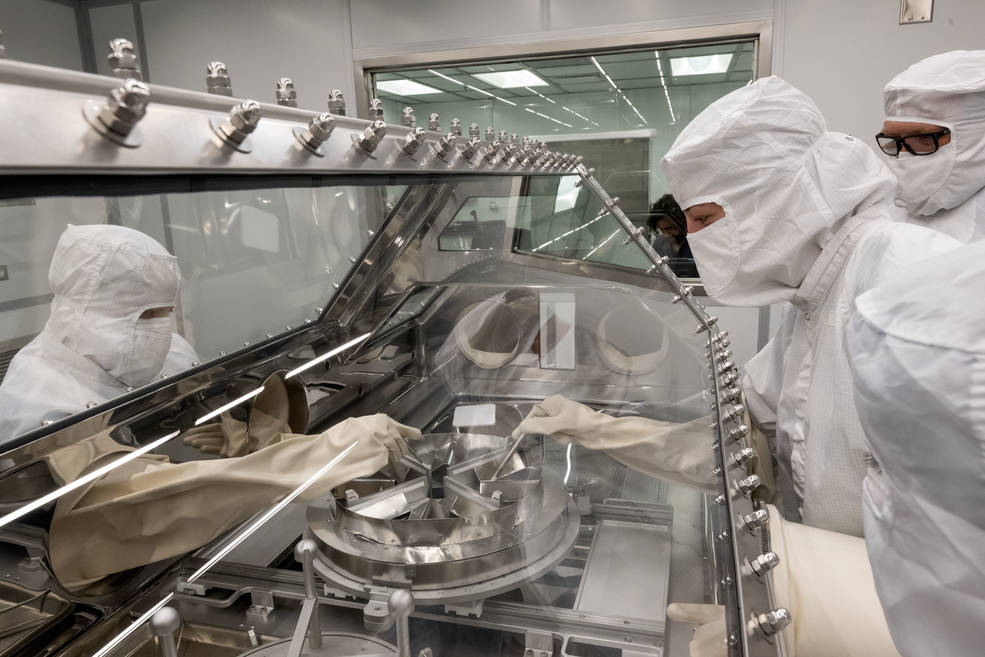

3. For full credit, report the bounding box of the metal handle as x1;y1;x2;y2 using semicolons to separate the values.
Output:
490;432;525;479
149;606;180;657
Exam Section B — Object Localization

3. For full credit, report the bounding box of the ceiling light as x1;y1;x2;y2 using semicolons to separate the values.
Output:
472;70;548;89
654;51;678;124
466;85;517;106
670;54;733;76
428;69;465;86
377;79;442;96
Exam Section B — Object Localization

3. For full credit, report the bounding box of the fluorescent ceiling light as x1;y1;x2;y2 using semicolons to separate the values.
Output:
466;84;517;106
428;69;465;86
472;70;548;88
377;79;442;96
670;54;733;77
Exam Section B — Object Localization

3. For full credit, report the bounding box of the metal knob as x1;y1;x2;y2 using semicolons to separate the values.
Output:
149;606;180;657
469;122;480;139
715;348;733;362
510;133;520;146
754;608;792;637
401;106;416;127
368;98;384;120
482;140;500;162
730;446;757;468
723;403;745;421
357;120;387;153
427;113;440;131
402;127;426;155
723;386;742;403
726;423;749;443
107;38;141;80
214;99;262;148
450;118;462;136
85;78;150;146
388;589;415;657
718;360;737;373
206;61;232;95
738;508;770;533
721;370;740;387
327;89;346;115
459;137;481;161
748;552;780;578
735;474;761;496
433;131;457;158
498;129;508;143
295;112;335;152
485;126;495;143
275;77;297;107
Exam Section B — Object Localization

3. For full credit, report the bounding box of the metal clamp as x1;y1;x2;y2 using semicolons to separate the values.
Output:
206;61;232;96
746;552;780;579
83;78;150;147
276;77;297;107
738;508;770;533
427;113;440;131
107;38;141;80
327;89;346;116
433;132;457;159
356;120;387;154
293;112;335;155
368;98;384;120
210;99;262;152
752;608;792;638
450;118;462;136
469;122;480;139
735;474;761;497
458;137;481;161
401;107;416;127
401;127;426;156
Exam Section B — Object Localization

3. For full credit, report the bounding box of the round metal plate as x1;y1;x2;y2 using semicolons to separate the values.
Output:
236;632;395;656
82;99;142;148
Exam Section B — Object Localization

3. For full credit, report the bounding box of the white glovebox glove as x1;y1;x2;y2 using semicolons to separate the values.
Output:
515;394;718;490
45;414;419;591
666;505;900;657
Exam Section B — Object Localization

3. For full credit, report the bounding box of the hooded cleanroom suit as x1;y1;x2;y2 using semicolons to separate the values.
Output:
883;50;985;242
659;75;959;536
847;239;985;657
0;224;197;446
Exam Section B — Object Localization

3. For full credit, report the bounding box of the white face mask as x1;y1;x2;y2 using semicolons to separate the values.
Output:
109;316;173;388
885;141;958;215
685;211;744;304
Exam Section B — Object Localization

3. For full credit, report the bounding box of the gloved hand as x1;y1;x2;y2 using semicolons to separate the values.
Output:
182;409;292;457
514;395;717;490
665;505;900;657
667;603;726;657
47;413;420;591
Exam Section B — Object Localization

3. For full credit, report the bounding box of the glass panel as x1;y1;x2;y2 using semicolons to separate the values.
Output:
4;172;730;657
0;178;398;444
370;40;757;279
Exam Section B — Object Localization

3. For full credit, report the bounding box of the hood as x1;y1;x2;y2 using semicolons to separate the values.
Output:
883;50;985;216
661;76;896;305
46;224;180;388
848;238;985;527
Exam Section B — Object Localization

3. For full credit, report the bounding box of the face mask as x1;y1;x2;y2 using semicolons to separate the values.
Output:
651;231;678;258
685;212;742;303
885;143;957;215
112;317;173;388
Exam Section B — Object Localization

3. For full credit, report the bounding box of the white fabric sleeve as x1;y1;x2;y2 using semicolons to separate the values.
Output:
768;504;899;657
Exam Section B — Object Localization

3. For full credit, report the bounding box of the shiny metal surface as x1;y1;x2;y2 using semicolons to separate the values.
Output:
237;633;396;657
309;433;580;596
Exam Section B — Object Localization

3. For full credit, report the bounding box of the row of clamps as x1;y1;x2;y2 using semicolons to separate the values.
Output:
704;332;793;643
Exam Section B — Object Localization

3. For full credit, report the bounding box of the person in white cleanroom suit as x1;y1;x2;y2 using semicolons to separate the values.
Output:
514;76;960;657
0;224;198;445
846;239;985;657
879;50;985;242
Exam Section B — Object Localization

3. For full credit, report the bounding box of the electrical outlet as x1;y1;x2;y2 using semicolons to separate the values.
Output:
0;265;7;281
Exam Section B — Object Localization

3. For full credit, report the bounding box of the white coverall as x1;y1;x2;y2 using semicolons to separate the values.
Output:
847;239;985;657
883;50;985;242
660;75;960;536
0;224;198;445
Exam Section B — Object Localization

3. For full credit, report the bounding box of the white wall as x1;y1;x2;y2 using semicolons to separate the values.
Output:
777;0;985;143
0;0;82;71
139;0;354;110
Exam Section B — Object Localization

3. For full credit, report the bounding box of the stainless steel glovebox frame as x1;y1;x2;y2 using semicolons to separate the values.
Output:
0;58;787;657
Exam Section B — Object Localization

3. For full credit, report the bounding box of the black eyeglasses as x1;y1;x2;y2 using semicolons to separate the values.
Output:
875;128;951;157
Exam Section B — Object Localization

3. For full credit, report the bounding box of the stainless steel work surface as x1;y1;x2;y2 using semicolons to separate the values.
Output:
575;518;672;623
